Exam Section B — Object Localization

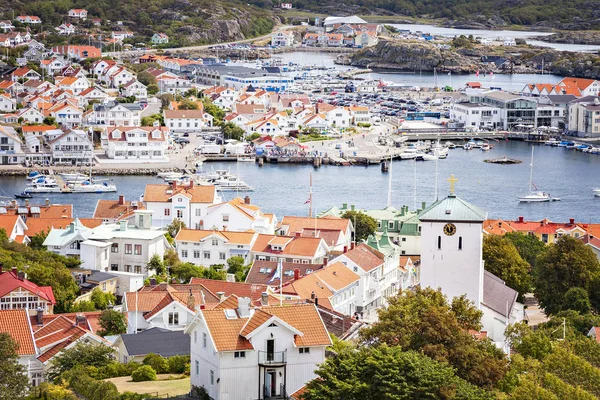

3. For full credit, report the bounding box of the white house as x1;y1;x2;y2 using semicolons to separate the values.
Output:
68;9;88;19
450;102;502;129
55;76;90;95
40;57;67;76
200;196;276;233
48;102;83;127
16;16;42;24
0;126;23;165
277;216;352;252
121;79;147;101
88;101;142;128
55;23;75;35
143;182;222;228
106;126;169;161
418;190;524;350
185;300;331;400
163;109;214;133
271;31;294;47
151;33;169;44
47;129;92;164
175;229;258;266
112;31;134;40
250;234;330;264
354;32;378;47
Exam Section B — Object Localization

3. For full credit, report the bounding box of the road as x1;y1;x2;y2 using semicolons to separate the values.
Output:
141;97;161;118
103;24;292;58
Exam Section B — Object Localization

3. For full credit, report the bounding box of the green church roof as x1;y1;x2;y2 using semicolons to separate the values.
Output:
418;194;487;223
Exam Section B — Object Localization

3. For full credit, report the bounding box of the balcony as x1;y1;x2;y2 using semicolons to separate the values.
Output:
258;350;287;367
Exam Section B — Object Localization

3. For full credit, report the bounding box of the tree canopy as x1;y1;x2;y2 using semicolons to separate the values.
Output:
482;235;531;300
341;210;377;242
0;333;29;400
533;236;600;315
504;232;546;268
98;309;128;337
47;342;115;382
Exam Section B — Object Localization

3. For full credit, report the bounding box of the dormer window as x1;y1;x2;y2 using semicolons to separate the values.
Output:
111;131;120;139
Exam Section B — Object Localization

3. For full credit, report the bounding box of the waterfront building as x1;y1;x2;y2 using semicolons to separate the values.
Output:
0;125;23;164
0;267;55;314
185;300;331;400
271;31;294;47
46;129;93;164
450;102;502;129
354;31;378;47
87;101;142;132
143;182;222;229
419;190;524;350
276;216;352;252
105;126;169;161
465;91;538;130
558;77;600;97
47;101;84;127
187;65;293;92
175;229;258;266
567;96;600;137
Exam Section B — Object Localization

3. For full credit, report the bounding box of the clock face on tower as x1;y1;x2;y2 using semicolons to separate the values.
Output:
443;223;457;236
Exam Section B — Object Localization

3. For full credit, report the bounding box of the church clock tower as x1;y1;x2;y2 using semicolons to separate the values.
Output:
418;175;488;308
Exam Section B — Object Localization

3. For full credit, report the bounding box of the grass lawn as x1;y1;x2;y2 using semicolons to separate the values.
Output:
105;374;190;397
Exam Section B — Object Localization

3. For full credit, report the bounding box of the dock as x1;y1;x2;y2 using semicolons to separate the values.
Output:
49;171;72;193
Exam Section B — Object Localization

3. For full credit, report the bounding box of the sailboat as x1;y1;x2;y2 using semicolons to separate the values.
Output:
518;147;551;202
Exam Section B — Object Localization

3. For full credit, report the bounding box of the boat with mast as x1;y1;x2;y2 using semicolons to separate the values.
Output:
518;147;552;202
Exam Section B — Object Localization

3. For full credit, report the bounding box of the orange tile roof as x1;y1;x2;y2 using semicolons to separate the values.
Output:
125;292;167;312
143;184;216;204
240;308;273;336
189;278;269;302
313;262;360;290
93;198;145;221
0;309;36;355
0;215;19;235
560;77;597;91
279;216;350;235
288;273;334;307
245;260;322;286
25;217;102;236
251;234;324;258
260;304;331;347
30;311;103;333
202;309;254;351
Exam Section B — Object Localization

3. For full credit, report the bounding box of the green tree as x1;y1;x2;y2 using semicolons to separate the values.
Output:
36;382;78;400
171;262;204;283
482;235;531;300
227;256;249;282
563;287;591;314
90;287;116;310
29;230;48;250
137;70;156;86
0;333;29;400
303;345;491;400
360;288;508;388
340;210;377;242
505;322;553;360
165;219;186;239
47;342;114;382
147;83;159;95
98;309;127;336
504;232;546;268
202;97;225;124
158;93;174;109
178;98;199;110
43;116;57;126
71;300;96;312
164;248;181;271
147;254;166;275
533;236;600;315
143;353;169;373
131;365;157;382
222;122;245;141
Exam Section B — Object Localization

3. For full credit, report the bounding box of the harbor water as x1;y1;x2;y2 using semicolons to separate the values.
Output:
2;141;599;222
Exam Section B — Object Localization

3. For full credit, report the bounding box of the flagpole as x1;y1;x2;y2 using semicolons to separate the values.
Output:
308;172;313;218
279;258;282;306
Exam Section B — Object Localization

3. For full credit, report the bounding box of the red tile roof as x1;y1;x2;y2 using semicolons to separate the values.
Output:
0;270;56;304
189;278;269;302
245;260;323;286
341;243;383;272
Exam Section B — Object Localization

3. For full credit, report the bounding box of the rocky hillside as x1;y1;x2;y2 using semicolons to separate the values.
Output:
2;0;277;46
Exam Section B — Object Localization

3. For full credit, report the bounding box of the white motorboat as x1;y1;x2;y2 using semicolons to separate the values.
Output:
416;152;438;161
68;181;117;193
519;147;551;203
59;172;89;182
445;141;456;149
26;171;47;180
544;138;559;146
399;145;418;159
594;188;600;197
211;176;254;191
481;143;491;151
24;182;61;193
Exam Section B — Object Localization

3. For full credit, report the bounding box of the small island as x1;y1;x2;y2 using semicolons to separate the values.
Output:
484;157;522;164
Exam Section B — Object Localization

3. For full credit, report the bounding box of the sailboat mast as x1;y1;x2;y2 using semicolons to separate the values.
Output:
434;139;439;200
308;172;313;218
413;159;417;210
529;146;534;193
386;154;392;207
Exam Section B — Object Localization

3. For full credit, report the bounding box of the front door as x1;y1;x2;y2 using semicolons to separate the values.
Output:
267;370;277;397
266;339;274;361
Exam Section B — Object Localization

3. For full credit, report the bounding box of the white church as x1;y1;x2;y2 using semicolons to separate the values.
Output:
418;178;524;351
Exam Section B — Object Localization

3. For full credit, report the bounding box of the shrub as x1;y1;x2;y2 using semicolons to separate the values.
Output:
168;355;190;374
357;122;372;128
131;365;157;382
36;382;78;400
143;353;169;373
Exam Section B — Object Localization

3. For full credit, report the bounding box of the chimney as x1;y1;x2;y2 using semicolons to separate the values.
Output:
11;200;16;208
244;196;251;205
36;308;44;325
188;180;194;189
12;267;18;276
216;291;226;301
118;195;125;205
499;222;502;228
570;218;575;225
187;290;196;310
45;198;50;206
237;297;251;318
75;314;87;327
261;292;269;306
149;278;157;285
315;297;319;306
323;257;329;265
518;216;524;223
294;268;300;280
350;242;355;250
295;231;301;238
310;291;315;300
343;246;348;253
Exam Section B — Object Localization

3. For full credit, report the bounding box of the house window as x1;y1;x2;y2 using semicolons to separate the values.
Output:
193;250;200;259
219;252;226;260
458;237;463;250
299;347;310;354
181;250;188;258
234;351;246;358
204;252;210;259
125;244;132;254
210;370;214;386
177;210;183;218
194;331;197;344
195;360;199;375
134;265;142;274
402;237;406;242
388;221;394;229
302;260;309;264
168;312;179;325
195;209;201;217
111;243;118;253
437;236;441;250
125;265;132;272
212;238;219;246
270;257;277;262
134;244;142;255
111;264;118;271
203;332;207;348
164;208;170;216
222;215;229;222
